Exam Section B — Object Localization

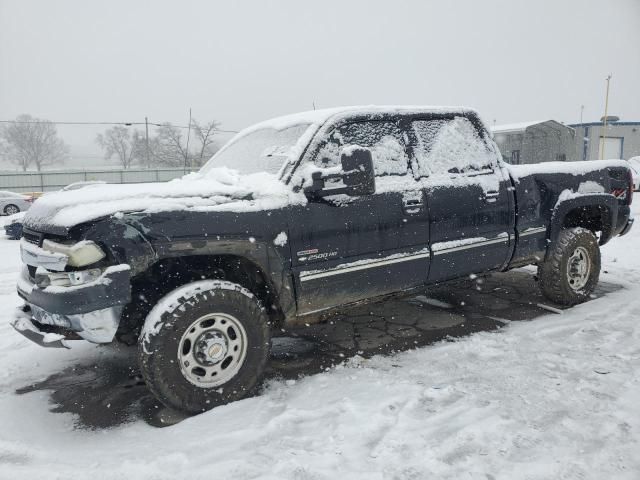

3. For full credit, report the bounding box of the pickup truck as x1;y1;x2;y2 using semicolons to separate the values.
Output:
11;106;634;413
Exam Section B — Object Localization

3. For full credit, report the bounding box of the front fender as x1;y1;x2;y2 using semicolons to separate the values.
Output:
152;237;296;320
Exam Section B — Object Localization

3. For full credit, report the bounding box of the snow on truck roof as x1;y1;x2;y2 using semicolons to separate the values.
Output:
238;105;478;134
211;105;482;169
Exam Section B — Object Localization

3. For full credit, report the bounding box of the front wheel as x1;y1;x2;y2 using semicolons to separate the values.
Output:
4;204;19;215
138;280;271;414
538;227;601;306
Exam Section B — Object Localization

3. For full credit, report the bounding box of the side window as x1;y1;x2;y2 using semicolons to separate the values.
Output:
412;116;495;177
314;121;410;177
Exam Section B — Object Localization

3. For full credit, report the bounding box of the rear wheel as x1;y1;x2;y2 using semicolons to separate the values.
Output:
138;280;271;414
538;227;600;306
4;204;19;215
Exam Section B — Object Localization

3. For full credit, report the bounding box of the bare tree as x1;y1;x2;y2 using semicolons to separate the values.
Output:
191;119;220;166
142;119;221;169
96;126;141;169
0;114;68;171
151;123;190;167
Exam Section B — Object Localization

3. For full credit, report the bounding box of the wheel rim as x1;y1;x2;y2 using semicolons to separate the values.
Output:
5;205;18;215
566;246;591;291
178;313;248;387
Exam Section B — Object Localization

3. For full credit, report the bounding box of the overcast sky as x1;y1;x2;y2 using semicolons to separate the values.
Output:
1;0;639;158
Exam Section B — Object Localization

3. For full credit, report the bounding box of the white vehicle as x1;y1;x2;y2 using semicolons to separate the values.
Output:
0;191;33;215
628;156;640;191
61;180;107;191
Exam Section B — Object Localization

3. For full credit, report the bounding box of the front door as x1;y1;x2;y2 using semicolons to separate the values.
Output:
408;115;514;282
288;118;430;315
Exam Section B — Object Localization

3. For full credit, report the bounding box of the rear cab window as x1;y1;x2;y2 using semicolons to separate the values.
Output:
410;116;497;178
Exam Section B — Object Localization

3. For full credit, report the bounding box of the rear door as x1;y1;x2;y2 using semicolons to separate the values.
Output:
409;115;514;282
288;117;430;315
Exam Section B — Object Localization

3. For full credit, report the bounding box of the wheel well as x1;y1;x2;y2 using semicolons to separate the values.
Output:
562;205;609;234
118;255;283;341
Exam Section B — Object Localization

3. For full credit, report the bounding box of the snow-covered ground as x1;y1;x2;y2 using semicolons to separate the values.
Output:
0;205;639;480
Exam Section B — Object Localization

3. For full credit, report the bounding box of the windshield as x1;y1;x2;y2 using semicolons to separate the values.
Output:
200;123;312;176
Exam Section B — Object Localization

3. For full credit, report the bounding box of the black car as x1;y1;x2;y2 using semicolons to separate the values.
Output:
3;212;25;240
11;106;634;413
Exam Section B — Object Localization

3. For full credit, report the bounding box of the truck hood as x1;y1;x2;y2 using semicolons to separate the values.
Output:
23;168;305;234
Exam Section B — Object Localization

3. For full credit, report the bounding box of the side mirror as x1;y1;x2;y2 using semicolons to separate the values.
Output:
340;146;376;196
304;147;376;198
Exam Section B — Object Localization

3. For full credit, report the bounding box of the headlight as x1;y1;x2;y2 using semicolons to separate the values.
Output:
35;267;103;288
42;240;106;267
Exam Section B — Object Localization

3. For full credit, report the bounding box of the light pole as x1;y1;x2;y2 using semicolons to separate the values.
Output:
600;74;612;160
145;116;150;168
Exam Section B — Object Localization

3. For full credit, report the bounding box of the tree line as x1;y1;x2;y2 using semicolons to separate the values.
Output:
0;114;68;171
96;120;219;169
0;114;221;171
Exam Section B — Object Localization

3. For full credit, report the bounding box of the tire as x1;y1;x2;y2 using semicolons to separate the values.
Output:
538;227;600;306
4;204;19;215
138;280;271;414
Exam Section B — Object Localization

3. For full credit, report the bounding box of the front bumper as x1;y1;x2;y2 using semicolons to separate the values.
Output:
13;264;131;347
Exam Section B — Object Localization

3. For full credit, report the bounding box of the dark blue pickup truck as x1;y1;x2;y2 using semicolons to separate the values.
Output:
11;106;634;413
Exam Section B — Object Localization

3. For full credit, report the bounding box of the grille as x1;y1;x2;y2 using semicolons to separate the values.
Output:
22;228;42;246
27;265;37;282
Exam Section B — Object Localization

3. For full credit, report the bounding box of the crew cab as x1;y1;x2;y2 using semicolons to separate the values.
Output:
11;106;634;413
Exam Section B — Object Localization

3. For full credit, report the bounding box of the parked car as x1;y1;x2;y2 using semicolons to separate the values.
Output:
629;156;640;191
1;183;108;238
3;212;25;239
0;191;32;215
11;106;634;414
61;181;106;191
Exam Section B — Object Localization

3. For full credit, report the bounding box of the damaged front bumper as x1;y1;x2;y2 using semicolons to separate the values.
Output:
12;260;131;348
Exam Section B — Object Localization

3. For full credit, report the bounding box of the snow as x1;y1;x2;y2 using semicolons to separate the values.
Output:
25;106;496;231
235;106;477;137
140;280;255;350
2;211;25;226
432;236;488;252
507;159;631;180
42;264;130;294
273;231;288;247
23;168;306;230
414;117;495;177
1;205;640;477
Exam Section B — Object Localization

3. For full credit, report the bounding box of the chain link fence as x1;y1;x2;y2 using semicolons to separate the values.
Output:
0;168;198;193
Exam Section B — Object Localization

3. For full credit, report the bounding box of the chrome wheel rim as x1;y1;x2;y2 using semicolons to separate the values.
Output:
5;205;18;215
566;246;591;291
178;313;248;387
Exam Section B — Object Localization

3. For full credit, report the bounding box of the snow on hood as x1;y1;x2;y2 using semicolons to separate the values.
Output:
23;167;305;231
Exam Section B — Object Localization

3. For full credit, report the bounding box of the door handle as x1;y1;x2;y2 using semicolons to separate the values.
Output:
403;199;424;208
484;191;499;203
402;198;424;214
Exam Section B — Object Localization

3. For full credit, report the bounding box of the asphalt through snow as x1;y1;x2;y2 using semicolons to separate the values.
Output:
15;268;621;429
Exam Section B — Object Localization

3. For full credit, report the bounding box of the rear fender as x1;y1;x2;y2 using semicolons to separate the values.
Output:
549;194;619;252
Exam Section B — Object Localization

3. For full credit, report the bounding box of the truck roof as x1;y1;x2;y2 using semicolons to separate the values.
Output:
241;105;478;135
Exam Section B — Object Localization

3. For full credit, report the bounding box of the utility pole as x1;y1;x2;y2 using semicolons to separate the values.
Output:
580;105;584;124
184;108;192;172
145;116;150;168
600;74;612;160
